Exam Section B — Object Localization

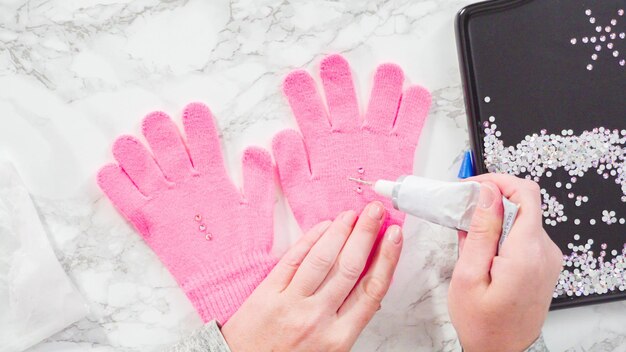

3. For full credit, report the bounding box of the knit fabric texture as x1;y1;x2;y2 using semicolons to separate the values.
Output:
167;320;231;352
97;102;277;324
273;54;431;231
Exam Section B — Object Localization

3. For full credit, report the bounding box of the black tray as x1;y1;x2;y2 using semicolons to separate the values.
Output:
456;0;626;309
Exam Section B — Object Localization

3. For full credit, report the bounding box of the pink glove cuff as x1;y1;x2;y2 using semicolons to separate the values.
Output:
184;251;278;324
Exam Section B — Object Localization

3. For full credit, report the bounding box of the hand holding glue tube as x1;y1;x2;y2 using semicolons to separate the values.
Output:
448;174;563;352
350;175;519;250
353;171;563;351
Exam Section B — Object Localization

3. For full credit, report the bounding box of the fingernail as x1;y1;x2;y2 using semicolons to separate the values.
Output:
367;201;384;220
479;183;496;208
387;226;402;244
342;210;357;226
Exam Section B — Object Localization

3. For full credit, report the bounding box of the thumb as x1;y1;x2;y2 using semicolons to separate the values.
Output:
455;181;503;287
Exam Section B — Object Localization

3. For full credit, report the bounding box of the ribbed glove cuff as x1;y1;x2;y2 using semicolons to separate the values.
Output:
182;251;278;324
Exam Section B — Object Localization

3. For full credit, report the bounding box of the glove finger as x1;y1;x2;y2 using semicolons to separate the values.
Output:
364;63;404;133
319;54;359;132
112;135;169;195
392;85;431;144
242;146;275;211
182;102;227;176
142;111;193;182
97;163;148;233
272;129;312;192
283;70;331;145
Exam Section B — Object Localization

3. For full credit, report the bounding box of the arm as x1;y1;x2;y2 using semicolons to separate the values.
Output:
167;320;231;352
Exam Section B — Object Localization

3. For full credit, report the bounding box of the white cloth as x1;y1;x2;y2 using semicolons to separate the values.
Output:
0;161;87;352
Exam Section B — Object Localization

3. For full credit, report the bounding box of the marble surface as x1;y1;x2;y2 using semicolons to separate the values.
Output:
0;0;625;351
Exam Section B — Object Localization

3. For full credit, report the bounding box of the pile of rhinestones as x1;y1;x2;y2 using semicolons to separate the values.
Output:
569;8;626;71
481;112;626;298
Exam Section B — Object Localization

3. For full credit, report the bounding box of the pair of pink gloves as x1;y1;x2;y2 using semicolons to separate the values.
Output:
98;55;431;324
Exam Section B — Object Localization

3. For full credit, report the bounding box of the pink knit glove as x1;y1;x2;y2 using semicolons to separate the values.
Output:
273;54;431;231
97;103;277;324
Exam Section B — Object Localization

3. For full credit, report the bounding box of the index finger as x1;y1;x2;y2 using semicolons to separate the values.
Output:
315;201;386;309
287;211;358;296
261;220;332;291
337;225;403;337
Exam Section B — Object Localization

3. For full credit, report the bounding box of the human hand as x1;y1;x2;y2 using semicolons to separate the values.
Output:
221;201;403;352
448;174;563;352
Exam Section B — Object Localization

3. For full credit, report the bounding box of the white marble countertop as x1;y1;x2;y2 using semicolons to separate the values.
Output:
1;0;625;351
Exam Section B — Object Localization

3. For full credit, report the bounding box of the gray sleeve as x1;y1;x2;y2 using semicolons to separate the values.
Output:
525;334;548;352
166;320;232;352
461;333;549;352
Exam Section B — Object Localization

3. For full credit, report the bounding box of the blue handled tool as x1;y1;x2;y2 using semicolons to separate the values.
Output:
457;150;475;179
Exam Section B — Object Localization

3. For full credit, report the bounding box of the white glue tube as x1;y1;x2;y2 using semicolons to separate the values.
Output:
374;175;520;249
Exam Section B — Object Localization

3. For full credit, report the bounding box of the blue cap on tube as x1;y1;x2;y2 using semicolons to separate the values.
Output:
457;150;475;179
